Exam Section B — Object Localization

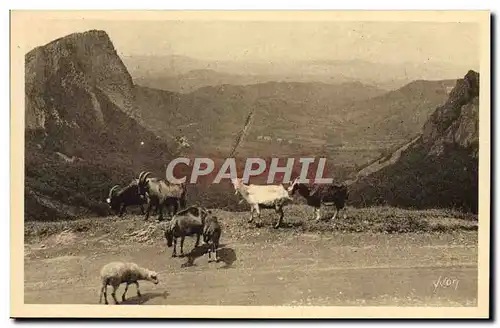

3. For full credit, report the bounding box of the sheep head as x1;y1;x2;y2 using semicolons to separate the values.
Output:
146;270;159;285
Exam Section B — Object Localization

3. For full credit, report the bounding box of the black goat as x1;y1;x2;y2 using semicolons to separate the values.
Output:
203;213;222;263
287;177;349;221
164;206;209;258
106;179;150;217
137;171;187;221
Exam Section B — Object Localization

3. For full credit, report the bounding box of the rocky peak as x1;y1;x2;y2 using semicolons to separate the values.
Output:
25;29;139;131
422;70;479;155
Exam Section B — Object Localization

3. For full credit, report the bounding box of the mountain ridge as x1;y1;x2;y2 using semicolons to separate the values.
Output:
123;54;474;92
348;70;479;213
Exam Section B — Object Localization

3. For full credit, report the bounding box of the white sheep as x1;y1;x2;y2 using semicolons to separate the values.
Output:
231;177;293;229
98;261;159;305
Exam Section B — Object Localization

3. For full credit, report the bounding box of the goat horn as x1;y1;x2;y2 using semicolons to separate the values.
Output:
108;185;120;199
142;172;152;183
138;171;147;182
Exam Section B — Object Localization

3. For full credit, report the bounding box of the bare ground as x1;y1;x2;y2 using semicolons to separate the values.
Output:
24;206;478;307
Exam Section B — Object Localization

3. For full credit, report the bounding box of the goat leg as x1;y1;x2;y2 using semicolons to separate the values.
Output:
314;207;321;221
214;241;220;262
342;207;348;219
254;205;261;225
117;204;124;217
173;201;179;217
194;233;200;248
176;199;181;215
157;202;164;222
248;206;255;223
180;236;185;257
330;208;339;221
144;202;153;221
140;204;145;215
207;242;213;262
274;205;283;229
214;247;219;262
172;238;177;257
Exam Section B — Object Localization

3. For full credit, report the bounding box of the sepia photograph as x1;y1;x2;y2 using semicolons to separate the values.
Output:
10;10;491;319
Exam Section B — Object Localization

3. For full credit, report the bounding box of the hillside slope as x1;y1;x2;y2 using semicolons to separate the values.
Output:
348;70;480;213
135;80;386;156
25;30;174;221
340;79;457;142
135;78;453;162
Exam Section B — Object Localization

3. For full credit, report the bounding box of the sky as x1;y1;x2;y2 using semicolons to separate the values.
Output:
21;19;479;67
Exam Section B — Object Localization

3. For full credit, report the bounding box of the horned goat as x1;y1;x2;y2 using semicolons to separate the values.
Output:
98;261;159;305
106;179;160;217
287;177;349;221
164;206;209;258
231;177;293;229
137;171;187;221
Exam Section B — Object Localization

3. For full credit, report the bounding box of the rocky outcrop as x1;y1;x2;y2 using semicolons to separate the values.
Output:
348;70;480;213
423;70;479;157
25;30;139;132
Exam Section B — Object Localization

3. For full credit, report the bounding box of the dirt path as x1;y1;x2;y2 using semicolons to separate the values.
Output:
24;230;477;306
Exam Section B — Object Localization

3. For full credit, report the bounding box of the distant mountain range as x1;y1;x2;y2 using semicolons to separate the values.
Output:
123;54;473;92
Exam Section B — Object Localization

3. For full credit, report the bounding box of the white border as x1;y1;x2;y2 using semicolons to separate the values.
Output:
5;1;498;328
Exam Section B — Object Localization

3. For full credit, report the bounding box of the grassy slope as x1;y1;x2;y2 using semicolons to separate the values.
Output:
25;205;477;243
348;140;479;213
135;79;454;158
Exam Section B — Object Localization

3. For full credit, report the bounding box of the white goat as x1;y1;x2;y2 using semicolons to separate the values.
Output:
231;177;293;229
98;261;159;305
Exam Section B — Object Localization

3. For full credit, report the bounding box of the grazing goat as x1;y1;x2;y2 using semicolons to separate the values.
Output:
164;206;209;257
137;171;187;221
106;179;149;217
203;213;222;263
98;261;159;305
231;178;293;229
287;177;349;221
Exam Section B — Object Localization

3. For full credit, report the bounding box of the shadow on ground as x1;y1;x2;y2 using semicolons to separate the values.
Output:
180;245;209;268
179;244;237;269
217;247;237;269
120;291;169;305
